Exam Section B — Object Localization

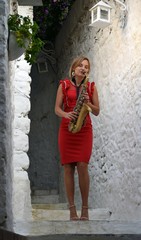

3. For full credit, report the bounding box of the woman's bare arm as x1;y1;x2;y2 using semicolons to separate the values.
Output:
55;84;77;120
87;85;100;116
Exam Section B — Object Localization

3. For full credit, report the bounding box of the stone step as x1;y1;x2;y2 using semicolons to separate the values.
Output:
10;220;141;240
33;189;58;196
32;208;112;221
32;194;59;204
32;202;68;210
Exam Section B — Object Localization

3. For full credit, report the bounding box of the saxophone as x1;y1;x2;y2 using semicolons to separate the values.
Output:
68;75;92;133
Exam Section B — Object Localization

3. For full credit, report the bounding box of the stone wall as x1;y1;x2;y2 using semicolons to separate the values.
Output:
8;4;32;225
55;0;141;220
11;56;32;223
0;0;13;226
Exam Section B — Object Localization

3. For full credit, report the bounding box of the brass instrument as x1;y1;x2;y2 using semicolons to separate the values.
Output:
68;75;92;133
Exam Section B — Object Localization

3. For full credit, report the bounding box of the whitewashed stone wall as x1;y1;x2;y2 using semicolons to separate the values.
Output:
9;3;32;224
55;0;141;220
12;57;32;223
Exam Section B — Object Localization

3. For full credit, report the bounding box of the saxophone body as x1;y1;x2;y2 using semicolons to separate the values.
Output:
68;76;92;133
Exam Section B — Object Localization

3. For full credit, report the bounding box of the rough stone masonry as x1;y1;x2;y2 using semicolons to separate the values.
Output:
0;0;13;227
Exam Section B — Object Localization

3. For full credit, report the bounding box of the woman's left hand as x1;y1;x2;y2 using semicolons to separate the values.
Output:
83;93;90;103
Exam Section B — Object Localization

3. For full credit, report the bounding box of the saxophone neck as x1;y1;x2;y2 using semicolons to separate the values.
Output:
84;75;89;85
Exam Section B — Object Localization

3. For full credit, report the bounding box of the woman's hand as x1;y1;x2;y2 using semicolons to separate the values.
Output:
64;111;78;120
83;93;90;103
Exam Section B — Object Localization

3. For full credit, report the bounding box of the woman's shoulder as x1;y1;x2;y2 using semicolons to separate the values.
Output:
60;78;70;84
88;80;95;85
87;81;95;96
59;78;71;91
88;81;95;89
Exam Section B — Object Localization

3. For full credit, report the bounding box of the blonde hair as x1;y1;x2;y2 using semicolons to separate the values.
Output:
69;56;91;78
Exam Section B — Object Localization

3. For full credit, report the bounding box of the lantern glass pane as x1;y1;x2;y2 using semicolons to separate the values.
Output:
93;9;97;21
100;9;108;20
37;62;48;73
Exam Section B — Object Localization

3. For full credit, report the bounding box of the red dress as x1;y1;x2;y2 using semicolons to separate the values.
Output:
58;79;95;165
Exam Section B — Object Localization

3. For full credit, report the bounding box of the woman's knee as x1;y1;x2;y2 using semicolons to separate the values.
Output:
77;162;88;174
64;164;75;175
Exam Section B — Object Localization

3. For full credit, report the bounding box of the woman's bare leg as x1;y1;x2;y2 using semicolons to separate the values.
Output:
77;162;89;220
64;163;79;220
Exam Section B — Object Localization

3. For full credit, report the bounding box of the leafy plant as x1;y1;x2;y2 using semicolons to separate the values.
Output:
34;0;76;42
8;14;44;64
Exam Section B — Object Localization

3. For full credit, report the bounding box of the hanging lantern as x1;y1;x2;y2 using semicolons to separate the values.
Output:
89;0;112;28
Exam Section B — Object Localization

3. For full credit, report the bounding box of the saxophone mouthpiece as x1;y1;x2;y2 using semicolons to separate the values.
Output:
81;71;86;75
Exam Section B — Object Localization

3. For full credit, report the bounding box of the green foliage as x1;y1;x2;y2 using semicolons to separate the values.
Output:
8;1;75;63
34;0;76;42
8;14;44;64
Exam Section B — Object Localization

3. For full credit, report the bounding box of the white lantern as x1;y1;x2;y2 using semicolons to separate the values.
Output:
89;0;112;28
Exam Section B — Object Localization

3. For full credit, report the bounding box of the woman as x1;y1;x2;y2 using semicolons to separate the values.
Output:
55;56;100;221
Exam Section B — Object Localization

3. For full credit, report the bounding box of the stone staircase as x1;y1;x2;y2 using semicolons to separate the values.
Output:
1;191;141;239
31;190;112;221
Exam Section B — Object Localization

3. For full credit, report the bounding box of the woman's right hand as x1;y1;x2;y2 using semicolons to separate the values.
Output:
64;111;78;120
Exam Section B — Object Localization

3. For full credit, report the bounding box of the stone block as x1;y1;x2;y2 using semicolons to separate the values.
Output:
14;116;30;134
12;171;32;221
15;71;31;83
13;130;29;152
14;81;31;96
13;152;29;170
14;95;30;116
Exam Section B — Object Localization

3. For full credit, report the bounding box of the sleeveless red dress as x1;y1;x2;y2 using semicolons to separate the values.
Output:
58;79;95;165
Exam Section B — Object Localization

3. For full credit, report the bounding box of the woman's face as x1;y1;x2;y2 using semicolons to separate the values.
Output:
74;59;89;79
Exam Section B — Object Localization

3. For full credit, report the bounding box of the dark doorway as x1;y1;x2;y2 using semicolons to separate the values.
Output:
28;47;60;201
